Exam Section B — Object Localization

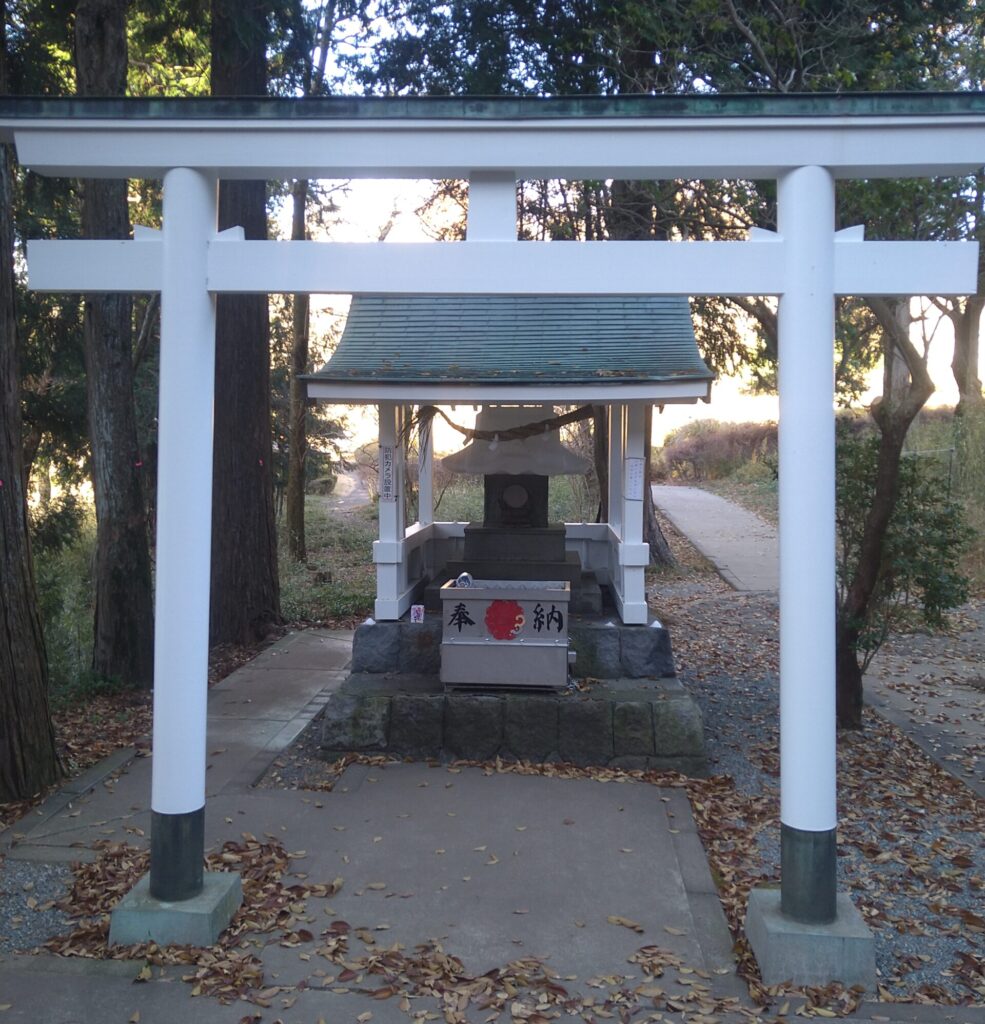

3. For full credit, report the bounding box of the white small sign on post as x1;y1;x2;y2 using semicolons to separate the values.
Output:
624;457;644;500
379;444;396;502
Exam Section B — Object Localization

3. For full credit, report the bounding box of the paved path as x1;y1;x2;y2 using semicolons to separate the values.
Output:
0;629;741;1023
652;483;984;796
652;485;779;592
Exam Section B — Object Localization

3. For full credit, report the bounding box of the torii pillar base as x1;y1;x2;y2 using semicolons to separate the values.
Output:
745;888;875;990
109;872;242;948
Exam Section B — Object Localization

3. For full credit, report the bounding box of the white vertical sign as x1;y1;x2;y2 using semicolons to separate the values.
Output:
624;457;644;500
379;444;396;502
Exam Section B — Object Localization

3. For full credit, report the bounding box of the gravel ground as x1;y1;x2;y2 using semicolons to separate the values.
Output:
0;857;75;956
665;583;985;1005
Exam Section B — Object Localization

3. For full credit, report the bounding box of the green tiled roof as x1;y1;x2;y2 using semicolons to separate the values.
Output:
3;93;984;121
308;295;712;385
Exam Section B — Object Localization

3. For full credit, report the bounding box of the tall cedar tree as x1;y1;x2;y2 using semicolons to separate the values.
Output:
0;10;61;801
75;0;155;688
210;0;280;644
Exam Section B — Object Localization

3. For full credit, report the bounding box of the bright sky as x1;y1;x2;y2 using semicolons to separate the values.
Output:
290;180;979;454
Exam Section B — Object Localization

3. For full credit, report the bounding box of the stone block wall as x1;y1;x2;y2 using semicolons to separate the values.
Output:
351;617;675;680
321;687;706;774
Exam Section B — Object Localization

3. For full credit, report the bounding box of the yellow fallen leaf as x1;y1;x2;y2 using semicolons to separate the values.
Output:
357;1013;373;1022
663;926;686;935
366;882;386;890
129;1013;140;1024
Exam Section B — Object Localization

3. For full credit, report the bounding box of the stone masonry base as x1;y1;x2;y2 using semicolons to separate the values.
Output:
320;615;705;772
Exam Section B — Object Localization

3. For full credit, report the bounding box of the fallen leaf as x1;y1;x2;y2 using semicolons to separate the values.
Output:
608;915;644;934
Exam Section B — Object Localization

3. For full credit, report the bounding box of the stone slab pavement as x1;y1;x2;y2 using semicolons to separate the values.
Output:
652;485;779;592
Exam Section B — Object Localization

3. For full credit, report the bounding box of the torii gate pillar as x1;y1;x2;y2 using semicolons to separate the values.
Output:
746;165;875;987
112;167;244;943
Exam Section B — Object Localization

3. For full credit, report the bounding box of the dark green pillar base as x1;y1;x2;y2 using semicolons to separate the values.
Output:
780;822;836;925
150;806;204;901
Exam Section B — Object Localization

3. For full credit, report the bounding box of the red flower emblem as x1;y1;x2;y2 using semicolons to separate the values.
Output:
484;599;525;641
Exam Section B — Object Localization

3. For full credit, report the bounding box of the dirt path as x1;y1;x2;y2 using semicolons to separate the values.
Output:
317;467;371;513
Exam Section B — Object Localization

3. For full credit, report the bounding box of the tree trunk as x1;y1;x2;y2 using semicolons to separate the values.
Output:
75;0;155;688
0;48;61;799
592;404;608;522
209;0;281;645
836;298;934;728
949;296;985;416
643;404;675;567
285;178;309;562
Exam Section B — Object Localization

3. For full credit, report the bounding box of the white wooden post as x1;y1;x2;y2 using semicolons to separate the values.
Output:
619;402;649;624
467;172;517;240
777;165;838;923
374;401;403;619
418;406;433;527
608;403;624;537
150;168;216;900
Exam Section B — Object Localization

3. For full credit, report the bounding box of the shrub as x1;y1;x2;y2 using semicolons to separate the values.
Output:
836;427;970;669
33;510;97;698
659;419;777;481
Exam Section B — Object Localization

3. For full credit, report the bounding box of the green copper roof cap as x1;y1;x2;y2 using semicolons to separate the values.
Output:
306;295;713;386
1;92;984;121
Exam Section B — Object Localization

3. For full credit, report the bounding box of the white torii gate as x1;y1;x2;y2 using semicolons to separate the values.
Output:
3;94;980;978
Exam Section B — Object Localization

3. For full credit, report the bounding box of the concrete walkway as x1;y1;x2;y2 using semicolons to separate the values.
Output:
652;485;779;592
652;483;984;796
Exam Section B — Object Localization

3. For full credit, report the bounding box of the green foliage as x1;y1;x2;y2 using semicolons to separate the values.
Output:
836;427;970;669
127;0;210;96
954;405;985;503
278;499;377;622
33;508;96;698
28;491;86;555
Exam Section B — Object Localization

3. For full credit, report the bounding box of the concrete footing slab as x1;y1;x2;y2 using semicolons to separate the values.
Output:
108;871;243;947
745;888;876;989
